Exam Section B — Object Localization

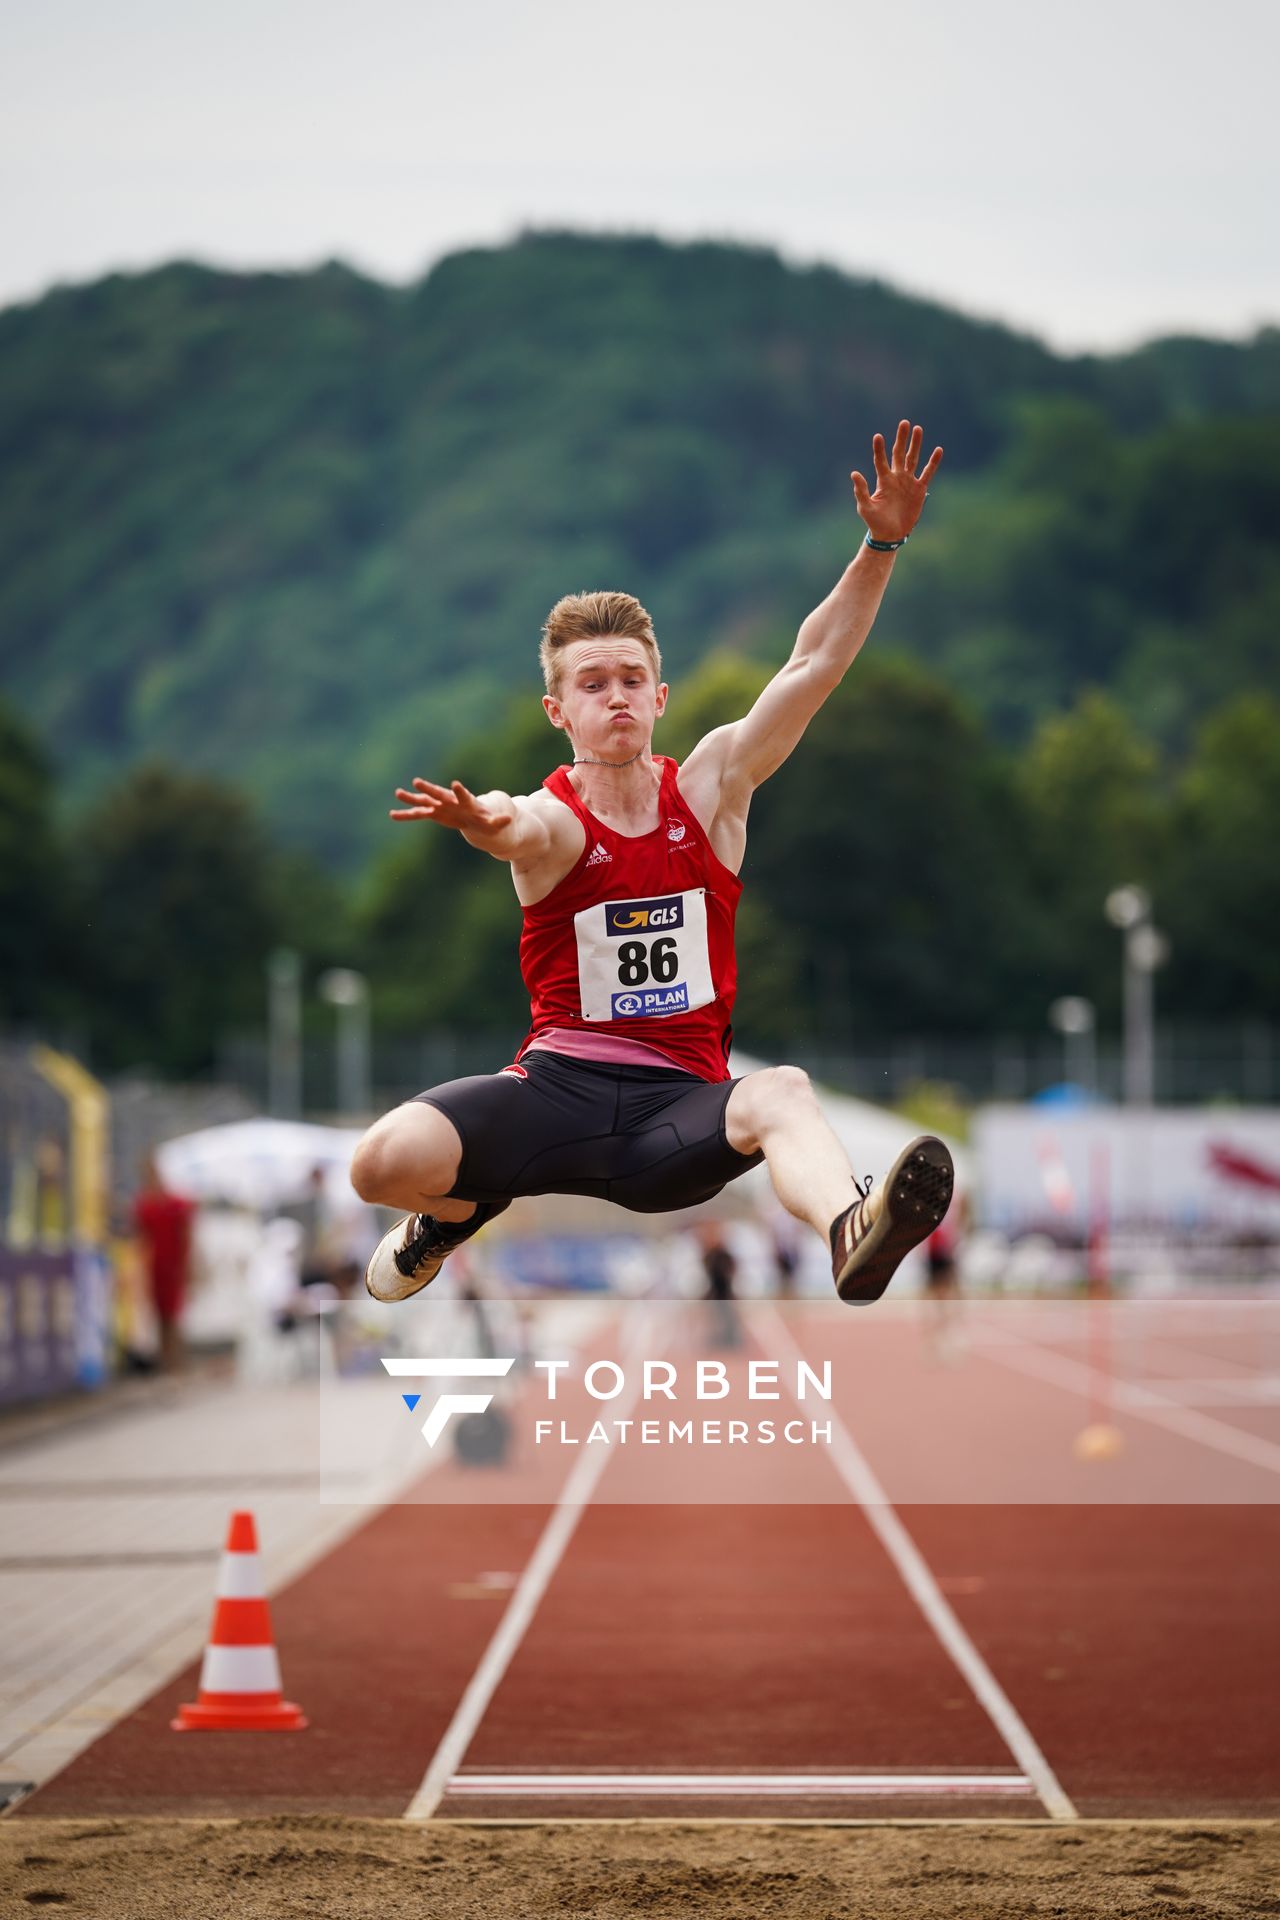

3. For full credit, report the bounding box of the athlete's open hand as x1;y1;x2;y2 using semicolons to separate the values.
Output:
851;421;943;546
390;777;514;841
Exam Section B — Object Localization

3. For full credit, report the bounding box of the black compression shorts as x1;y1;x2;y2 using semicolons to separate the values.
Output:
415;1050;763;1214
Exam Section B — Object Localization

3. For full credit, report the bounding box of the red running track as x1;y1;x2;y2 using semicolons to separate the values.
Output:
20;1491;1280;1821
19;1297;1280;1821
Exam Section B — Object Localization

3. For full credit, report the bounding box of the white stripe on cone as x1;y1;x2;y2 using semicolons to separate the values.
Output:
198;1644;283;1694
216;1552;266;1599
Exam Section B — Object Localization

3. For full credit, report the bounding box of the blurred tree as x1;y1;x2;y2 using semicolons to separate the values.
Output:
1017;692;1167;1025
743;662;1038;1038
0;699;74;1028
2;239;1274;868
75;765;283;1075
1160;695;1280;1019
654;650;770;760
359;695;558;1040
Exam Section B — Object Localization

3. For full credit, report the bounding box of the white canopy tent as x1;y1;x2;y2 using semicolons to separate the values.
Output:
156;1117;365;1213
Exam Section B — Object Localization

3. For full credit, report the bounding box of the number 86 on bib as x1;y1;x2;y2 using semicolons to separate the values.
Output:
574;889;715;1022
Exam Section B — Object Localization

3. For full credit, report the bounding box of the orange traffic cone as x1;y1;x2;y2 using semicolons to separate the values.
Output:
172;1510;307;1731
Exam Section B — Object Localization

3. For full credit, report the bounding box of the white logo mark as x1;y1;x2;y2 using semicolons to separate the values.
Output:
666;820;686;842
382;1357;516;1446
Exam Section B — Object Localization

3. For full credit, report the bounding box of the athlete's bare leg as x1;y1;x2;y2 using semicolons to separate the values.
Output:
725;1067;874;1238
349;1103;475;1223
728;1066;954;1304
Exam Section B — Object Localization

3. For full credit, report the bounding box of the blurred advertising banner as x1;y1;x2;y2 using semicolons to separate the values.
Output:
976;1106;1280;1244
0;1248;78;1405
318;1297;1280;1508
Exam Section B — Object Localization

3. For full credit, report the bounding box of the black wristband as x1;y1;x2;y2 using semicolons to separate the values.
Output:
864;531;908;552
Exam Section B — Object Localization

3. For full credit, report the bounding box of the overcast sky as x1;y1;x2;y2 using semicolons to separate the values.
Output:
4;0;1276;351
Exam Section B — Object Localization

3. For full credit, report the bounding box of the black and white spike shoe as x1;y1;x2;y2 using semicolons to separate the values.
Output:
364;1202;509;1304
829;1135;954;1305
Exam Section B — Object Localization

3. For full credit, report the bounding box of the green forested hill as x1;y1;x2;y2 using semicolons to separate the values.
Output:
3;232;1277;867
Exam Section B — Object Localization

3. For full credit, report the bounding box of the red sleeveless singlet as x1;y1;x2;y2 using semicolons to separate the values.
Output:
517;757;743;1083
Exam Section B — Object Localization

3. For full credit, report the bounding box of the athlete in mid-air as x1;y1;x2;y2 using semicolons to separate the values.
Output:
352;420;954;1303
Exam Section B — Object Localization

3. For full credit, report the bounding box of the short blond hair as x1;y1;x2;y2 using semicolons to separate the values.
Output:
540;591;662;698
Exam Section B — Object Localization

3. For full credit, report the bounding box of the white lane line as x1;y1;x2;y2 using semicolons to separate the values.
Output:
1122;1376;1280;1408
973;1335;1280;1478
402;1314;650;1822
766;1308;1078;1822
447;1771;1034;1797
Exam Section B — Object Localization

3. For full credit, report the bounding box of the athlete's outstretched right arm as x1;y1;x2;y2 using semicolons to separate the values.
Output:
390;778;552;866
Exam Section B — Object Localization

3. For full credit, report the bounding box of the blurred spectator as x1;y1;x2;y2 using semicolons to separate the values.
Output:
698;1221;742;1350
131;1154;197;1372
290;1164;338;1290
113;1228;158;1373
769;1211;803;1298
924;1189;967;1363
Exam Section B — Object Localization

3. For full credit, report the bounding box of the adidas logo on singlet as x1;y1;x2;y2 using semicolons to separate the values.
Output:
586;841;612;867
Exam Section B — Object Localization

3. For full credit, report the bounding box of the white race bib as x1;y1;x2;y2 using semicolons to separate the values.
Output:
575;888;714;1021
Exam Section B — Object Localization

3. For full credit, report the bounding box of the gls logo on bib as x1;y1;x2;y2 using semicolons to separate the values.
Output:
575;888;714;1022
605;896;684;937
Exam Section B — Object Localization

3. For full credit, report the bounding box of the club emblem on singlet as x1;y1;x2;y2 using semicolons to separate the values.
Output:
666;820;686;842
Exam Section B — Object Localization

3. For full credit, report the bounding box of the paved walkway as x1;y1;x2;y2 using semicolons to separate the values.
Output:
0;1371;405;1797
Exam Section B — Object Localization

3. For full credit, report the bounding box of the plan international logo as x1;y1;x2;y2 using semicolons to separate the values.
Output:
382;1355;833;1450
612;983;689;1017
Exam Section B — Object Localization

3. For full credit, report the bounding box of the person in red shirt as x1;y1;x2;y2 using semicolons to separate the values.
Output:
353;422;954;1304
132;1156;197;1372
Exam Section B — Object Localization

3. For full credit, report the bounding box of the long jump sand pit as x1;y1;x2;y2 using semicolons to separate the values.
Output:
3;1817;1277;1917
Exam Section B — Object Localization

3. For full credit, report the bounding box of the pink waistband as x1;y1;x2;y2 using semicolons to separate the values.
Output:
522;1025;686;1071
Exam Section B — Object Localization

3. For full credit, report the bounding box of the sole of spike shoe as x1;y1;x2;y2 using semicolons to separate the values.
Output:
833;1134;955;1305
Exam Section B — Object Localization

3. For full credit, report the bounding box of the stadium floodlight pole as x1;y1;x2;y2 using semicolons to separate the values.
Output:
1104;888;1167;1107
1048;995;1097;1096
267;948;302;1120
319;968;371;1121
1127;922;1169;1106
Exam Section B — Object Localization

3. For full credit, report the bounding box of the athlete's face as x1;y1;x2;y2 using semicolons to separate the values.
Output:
543;639;668;759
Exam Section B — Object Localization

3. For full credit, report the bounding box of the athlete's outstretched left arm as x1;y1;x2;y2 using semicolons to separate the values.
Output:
690;420;942;796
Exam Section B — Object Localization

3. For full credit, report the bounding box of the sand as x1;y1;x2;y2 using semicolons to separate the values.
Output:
3;1817;1278;1917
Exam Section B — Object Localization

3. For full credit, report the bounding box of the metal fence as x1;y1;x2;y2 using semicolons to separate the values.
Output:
215;1020;1279;1122
783;1022;1279;1110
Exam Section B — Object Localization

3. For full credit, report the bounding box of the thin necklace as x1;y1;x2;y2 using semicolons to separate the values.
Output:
572;748;646;767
